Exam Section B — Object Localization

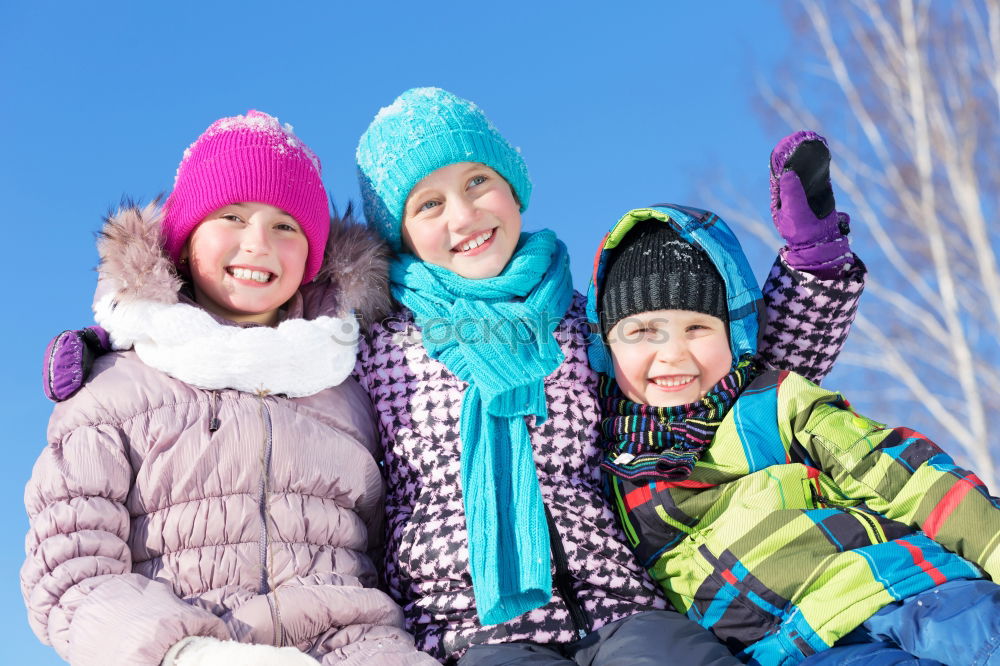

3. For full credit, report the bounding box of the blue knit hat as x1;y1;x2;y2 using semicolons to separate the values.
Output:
356;87;532;250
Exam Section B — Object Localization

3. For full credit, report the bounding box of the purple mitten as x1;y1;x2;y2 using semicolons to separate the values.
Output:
770;131;852;279
43;326;111;401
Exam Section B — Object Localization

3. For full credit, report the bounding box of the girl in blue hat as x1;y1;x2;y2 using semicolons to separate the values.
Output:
353;87;862;664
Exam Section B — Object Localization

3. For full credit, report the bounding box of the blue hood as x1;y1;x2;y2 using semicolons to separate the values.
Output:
585;204;763;377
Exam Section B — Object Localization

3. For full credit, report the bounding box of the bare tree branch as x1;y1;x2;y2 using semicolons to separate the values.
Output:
730;0;1000;481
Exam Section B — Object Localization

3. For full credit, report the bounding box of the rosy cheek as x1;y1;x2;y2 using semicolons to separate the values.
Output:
403;225;439;258
610;352;643;401
710;349;733;381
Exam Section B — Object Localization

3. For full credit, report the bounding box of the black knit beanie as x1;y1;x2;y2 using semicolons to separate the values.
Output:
600;220;729;334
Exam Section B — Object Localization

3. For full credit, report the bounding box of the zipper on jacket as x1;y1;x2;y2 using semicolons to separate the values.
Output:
256;395;285;645
813;489;885;544
208;390;221;433
847;505;885;544
544;505;591;639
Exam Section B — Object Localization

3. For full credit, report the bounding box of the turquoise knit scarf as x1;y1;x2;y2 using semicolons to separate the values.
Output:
389;230;573;626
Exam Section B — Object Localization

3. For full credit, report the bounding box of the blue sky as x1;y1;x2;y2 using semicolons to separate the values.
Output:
2;2;798;662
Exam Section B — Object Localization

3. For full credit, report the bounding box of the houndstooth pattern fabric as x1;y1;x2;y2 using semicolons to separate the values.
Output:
760;253;866;384
357;293;664;663
354;261;864;662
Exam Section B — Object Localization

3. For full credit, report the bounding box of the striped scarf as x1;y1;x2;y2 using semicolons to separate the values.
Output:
599;355;762;481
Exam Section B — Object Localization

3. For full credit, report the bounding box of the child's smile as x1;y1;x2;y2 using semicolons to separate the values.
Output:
402;162;521;279
609;309;733;407
649;374;698;391
226;266;276;283
184;202;308;326
452;228;496;255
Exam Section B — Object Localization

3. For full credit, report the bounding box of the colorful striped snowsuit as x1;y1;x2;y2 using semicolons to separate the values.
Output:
607;369;1000;665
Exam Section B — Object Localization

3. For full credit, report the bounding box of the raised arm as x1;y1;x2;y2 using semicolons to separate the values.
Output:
759;132;866;384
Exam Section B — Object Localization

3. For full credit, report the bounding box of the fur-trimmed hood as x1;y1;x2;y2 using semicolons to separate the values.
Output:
93;200;391;322
91;202;391;397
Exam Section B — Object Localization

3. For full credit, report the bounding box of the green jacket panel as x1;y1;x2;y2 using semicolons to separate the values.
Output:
607;370;997;665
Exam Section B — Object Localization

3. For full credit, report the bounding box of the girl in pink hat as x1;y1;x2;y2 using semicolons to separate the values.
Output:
21;111;435;666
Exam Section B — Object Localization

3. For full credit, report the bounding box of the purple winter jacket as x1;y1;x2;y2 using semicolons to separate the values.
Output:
355;255;865;663
21;205;436;666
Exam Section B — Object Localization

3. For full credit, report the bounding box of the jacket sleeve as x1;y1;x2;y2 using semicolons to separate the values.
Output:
783;373;1000;579
759;252;866;384
21;402;230;666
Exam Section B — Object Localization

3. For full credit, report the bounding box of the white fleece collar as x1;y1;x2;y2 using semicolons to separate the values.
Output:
94;293;359;398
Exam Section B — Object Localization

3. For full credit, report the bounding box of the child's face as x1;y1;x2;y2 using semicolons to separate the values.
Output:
608;309;733;407
401;162;521;279
183;202;309;326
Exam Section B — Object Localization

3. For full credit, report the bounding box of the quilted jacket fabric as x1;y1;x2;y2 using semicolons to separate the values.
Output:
22;205;434;666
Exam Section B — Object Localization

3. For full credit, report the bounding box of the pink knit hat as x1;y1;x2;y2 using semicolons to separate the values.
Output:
162;110;330;284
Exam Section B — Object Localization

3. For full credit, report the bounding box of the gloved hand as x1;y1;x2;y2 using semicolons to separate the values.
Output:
42;326;111;401
769;130;852;279
164;636;321;666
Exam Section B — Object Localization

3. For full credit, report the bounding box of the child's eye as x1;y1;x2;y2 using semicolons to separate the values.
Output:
687;324;722;337
468;175;488;188
417;200;441;213
222;214;244;223
275;222;300;232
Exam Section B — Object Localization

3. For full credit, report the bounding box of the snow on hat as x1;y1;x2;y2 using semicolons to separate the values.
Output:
355;87;531;251
600;220;729;335
163;110;330;284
